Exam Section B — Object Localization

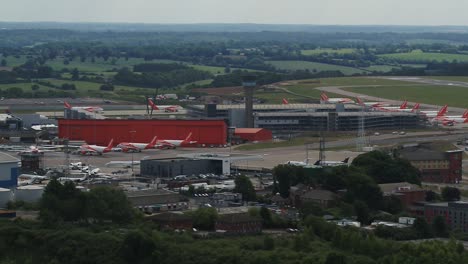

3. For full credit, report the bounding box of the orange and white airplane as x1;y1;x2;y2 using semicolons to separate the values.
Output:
375;100;407;111
148;98;180;112
79;139;114;155
356;97;389;107
282;98;289;105
320;93;354;104
419;105;448;118
156;132;197;149
116;136;158;153
431;108;468;126
376;101;419;112
64;101;103;113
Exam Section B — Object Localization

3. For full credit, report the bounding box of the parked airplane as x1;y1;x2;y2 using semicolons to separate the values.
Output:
16;145;61;155
419;105;449;118
64;101;103;113
356;97;388;107
116;136;158;153
374;100;407;111
105;160;141;168
314;157;350;167
148;98;180;112
79;139;114;155
282;98;289;105
431;109;468;126
377;102;419;112
320;93;354;104
156;132;197;148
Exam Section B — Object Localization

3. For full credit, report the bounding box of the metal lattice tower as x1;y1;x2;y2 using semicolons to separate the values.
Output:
319;133;326;163
356;106;369;151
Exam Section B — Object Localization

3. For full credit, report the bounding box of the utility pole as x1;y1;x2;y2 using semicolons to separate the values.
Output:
129;130;136;182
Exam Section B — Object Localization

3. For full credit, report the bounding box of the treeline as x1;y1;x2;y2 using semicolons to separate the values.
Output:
0;214;466;263
210;69;345;87
273;151;421;223
114;67;212;88
133;63;188;72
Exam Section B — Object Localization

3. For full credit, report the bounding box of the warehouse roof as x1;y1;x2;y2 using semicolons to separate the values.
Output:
379;182;423;193
235;128;264;134
0;152;19;164
400;148;447;161
216;213;261;224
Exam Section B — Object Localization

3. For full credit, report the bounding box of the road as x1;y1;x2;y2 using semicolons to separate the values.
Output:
308;76;468;114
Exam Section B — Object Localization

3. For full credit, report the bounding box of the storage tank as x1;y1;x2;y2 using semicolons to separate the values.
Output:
15;185;44;203
0;188;12;208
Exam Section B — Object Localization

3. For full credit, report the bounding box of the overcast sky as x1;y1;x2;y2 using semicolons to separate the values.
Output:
1;0;466;25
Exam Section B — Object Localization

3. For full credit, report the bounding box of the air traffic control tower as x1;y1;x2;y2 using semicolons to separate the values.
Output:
242;75;257;128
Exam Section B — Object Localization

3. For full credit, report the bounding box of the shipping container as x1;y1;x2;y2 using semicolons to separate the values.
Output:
58;119;228;146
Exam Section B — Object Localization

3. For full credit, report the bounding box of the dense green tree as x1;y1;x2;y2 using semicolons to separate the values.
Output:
259;206;273;227
351;150;421;184
354;200;370;225
325;252;347;264
71;68;79;80
0;59;6;66
441;187;460;201
413;217;433;238
121;231;156;264
382;196;403;214
432;215;448;237
234;175;256;201
192;207;218;230
86;187;136;224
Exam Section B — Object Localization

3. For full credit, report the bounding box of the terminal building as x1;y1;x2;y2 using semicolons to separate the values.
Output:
187;103;421;134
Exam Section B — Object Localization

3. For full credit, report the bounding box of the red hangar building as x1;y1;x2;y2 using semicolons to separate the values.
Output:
58;119;228;146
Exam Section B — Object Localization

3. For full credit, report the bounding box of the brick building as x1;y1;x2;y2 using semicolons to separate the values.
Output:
147;212;193;230
126;189;189;213
424;202;468;233
379;182;427;209
400;148;462;184
215;213;262;234
290;184;336;208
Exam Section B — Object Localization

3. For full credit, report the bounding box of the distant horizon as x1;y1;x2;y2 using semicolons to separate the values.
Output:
2;21;468;27
1;0;467;26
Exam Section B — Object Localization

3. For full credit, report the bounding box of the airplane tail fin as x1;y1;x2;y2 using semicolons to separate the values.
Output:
356;97;364;106
463;109;468;118
148;98;159;110
437;105;448;117
342;157;350;164
183;132;193;142
105;139;114;151
64;102;72;109
411;103;420;112
148;136;158;148
282;98;289;105
400;100;408;109
320;93;329;101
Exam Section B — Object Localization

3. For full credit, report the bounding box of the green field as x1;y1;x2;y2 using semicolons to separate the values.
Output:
426;76;468;82
379;50;468;63
268;60;366;75
301;48;357;56
342;85;468;108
